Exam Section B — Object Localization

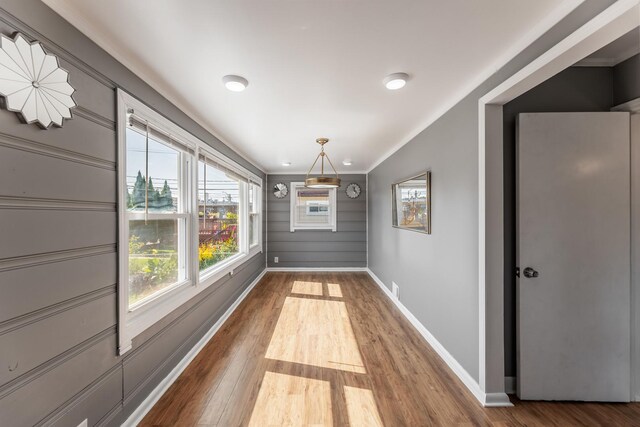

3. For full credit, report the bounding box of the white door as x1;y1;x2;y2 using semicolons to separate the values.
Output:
517;112;631;402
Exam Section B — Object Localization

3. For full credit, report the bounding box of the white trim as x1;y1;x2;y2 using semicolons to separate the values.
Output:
364;0;584;173
612;97;640;113
505;376;517;394
117;89;264;354
42;0;266;174
42;0;581;176
199;144;261;185
266;267;367;272
478;0;640;401
573;57;621;66
366;173;369;268
480;0;639;106
122;268;267;427
268;169;369;175
574;44;640;66
366;268;512;407
249;181;263;250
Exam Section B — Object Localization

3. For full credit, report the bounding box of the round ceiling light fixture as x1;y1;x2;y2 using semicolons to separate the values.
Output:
222;75;249;92
282;162;292;167
342;159;352;166
383;72;409;90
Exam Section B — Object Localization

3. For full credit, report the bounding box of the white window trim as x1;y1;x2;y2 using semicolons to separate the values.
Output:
289;182;337;232
249;181;262;251
117;89;262;355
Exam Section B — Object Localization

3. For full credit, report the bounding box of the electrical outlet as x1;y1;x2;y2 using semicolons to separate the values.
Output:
392;282;400;299
77;420;88;427
274;256;279;263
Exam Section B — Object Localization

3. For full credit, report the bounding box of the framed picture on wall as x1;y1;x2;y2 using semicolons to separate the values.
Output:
392;171;431;234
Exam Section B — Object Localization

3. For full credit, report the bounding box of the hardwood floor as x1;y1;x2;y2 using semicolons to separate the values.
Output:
140;272;640;426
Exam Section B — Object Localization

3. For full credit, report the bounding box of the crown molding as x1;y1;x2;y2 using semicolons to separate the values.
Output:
266;170;368;176
365;0;583;173
42;0;266;175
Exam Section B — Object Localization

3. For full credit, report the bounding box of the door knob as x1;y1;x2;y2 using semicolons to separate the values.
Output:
523;267;539;278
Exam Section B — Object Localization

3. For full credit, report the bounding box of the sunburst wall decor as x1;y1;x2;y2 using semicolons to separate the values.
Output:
0;32;76;129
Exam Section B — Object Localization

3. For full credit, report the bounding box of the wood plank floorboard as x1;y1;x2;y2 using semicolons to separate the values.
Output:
140;272;640;426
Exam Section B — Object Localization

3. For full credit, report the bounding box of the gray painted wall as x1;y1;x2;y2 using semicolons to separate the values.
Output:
367;0;619;383
614;53;640;106
267;174;366;268
0;1;265;426
503;66;615;377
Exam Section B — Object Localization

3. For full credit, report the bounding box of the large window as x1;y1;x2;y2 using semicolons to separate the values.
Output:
117;90;262;354
125;126;189;306
198;156;241;274
290;182;337;232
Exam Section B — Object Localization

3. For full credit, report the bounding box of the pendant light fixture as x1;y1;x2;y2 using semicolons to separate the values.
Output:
305;138;341;188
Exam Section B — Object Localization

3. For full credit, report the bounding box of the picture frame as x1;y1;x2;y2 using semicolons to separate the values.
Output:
391;171;431;234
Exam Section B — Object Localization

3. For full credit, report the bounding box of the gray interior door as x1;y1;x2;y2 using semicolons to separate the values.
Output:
517;112;631;402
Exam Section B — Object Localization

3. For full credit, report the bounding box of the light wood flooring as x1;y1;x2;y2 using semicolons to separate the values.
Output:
140;272;640;426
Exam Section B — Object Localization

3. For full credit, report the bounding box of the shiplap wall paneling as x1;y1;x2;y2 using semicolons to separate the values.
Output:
266;174;367;268
0;2;266;425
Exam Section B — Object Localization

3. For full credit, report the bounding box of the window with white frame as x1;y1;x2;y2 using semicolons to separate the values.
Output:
124;120;191;308
290;182;336;232
249;181;261;247
198;155;242;275
117;89;262;354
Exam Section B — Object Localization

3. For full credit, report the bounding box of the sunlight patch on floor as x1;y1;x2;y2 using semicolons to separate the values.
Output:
248;371;332;427
292;280;323;296
327;283;343;298
265;296;366;374
344;386;384;427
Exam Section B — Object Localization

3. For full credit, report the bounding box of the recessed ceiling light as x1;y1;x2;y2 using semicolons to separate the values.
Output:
342;160;352;166
222;75;248;92
282;162;291;167
383;73;409;90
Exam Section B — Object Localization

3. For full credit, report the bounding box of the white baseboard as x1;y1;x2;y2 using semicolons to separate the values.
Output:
266;267;367;272
485;392;513;407
122;268;268;426
365;268;512;408
505;376;517;394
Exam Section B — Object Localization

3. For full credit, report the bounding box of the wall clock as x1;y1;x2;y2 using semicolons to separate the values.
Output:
346;182;361;199
273;182;288;198
0;32;76;129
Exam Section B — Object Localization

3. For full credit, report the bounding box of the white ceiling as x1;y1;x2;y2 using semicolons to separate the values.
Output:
577;26;640;67
44;0;576;173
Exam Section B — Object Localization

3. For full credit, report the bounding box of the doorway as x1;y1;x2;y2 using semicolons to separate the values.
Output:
478;0;640;404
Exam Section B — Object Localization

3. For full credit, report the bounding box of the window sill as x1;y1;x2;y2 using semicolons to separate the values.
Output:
199;251;247;288
120;279;196;354
119;246;263;355
290;226;337;232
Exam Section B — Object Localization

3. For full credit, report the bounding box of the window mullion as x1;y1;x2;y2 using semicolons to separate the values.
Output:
192;147;200;286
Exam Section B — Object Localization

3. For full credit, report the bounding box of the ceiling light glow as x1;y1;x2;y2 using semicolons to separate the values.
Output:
383;73;409;90
222;75;248;92
282;162;292;167
343;160;352;166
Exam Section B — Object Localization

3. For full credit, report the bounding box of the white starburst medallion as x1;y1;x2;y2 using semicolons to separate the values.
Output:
0;33;76;128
